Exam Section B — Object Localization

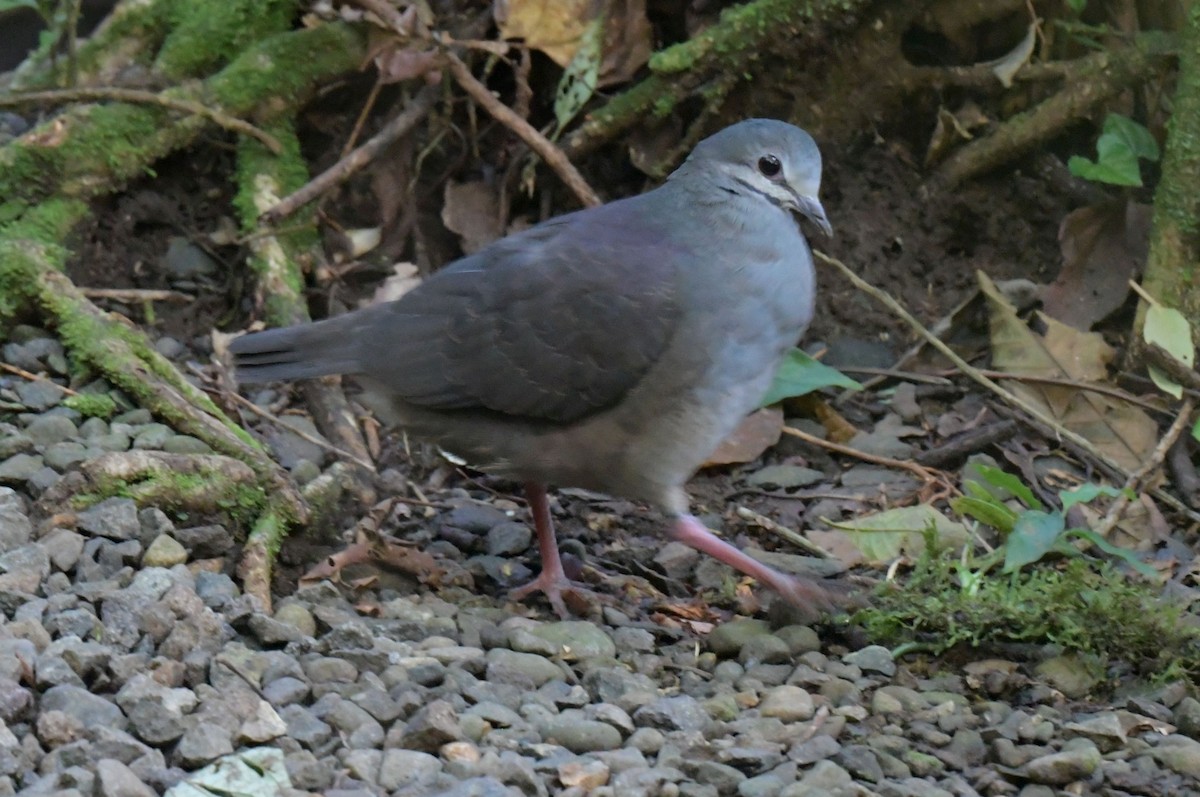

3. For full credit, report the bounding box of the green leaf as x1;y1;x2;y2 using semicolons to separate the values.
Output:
824;505;969;565
1068;145;1142;186
970;464;1043;510
553;15;603;134
760;348;861;407
1066;0;1087;13
1104;113;1159;162
1144;304;1195;399
1003;510;1066;572
1194;416;1200;443
1062;528;1159;579
1069;114;1160;187
951;495;1019;534
1059;482;1128;513
0;0;40;13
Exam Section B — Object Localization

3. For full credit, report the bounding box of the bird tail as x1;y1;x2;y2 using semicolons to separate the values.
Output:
228;313;368;384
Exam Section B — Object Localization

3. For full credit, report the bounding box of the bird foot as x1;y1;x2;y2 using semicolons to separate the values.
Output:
769;574;865;623
509;572;602;619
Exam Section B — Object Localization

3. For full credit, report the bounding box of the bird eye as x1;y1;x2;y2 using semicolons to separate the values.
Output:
758;155;782;177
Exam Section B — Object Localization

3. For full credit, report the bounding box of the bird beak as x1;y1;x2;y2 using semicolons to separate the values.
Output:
796;194;832;237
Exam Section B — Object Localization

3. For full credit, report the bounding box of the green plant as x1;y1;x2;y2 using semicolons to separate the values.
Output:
760;347;860;406
1068;113;1160;186
951;464;1153;577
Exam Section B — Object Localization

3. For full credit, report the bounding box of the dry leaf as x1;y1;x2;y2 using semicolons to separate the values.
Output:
442;179;503;254
981;271;1157;471
818;505;969;566
1041;201;1151;330
494;0;651;86
370;262;422;305
703;407;784;467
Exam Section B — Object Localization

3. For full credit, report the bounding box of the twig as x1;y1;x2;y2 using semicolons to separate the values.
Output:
226;390;376;472
781;423;948;490
735;505;830;558
439;48;602;209
0;363;79;396
813;250;1200;524
81;287;194;303
1145;344;1200;393
1096;398;1195;537
0;87;282;153
261;84;439;222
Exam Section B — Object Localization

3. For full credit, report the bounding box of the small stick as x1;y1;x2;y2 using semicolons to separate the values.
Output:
735;505;831;558
440;48;602;208
1096;398;1195;537
226;390;376;471
813;250;1200;524
781;423;948;490
81;288;195;303
262;84;439;222
0;363;79;396
0;88;281;153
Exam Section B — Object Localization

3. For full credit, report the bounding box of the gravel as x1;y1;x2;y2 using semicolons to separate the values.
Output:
0;348;1198;796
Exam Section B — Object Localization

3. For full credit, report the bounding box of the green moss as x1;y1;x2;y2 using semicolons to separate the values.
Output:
156;0;299;79
857;554;1200;681
208;23;367;117
649;0;830;74
63;393;117;418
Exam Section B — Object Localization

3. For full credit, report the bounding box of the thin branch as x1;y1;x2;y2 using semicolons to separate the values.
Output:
261;84;439;223
0;87;282;153
81;287;195;303
439;48;602;208
813;249;1200;524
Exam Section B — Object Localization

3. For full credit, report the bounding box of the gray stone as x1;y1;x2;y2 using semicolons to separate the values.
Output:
1022;740;1101;785
539;714;622;752
633;695;710;732
486;521;532;556
843;645;896;676
77;498;140;541
0;489;32;551
24;414;77;445
486;648;564;687
760;685;815;723
378;749;443;790
707;619;772;658
746;464;824;489
513;621;615;660
41;684;125;729
265;415;328;469
0;453;44;484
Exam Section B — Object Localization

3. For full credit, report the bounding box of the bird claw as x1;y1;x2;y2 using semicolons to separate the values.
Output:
509;573;602;619
770;575;866;623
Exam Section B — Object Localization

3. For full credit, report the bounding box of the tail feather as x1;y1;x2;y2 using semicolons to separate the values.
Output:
228;314;365;384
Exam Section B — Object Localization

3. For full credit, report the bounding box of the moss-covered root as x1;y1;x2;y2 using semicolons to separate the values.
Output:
238;502;290;611
235;125;378;501
562;0;874;158
1139;5;1200;344
932;34;1174;190
38;450;260;515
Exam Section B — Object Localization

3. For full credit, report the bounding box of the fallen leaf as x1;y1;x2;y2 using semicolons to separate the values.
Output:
495;0;651;86
987;21;1036;87
704;407;784;467
819;505;969;566
370;262;422;304
1040;201;1151;330
981;271;1158;471
442;179;503;254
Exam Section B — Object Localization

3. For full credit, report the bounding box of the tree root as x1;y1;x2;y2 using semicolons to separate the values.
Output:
931;34;1175;190
38;450;259;516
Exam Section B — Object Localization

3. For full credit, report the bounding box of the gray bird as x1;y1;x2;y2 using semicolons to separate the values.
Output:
231;118;841;618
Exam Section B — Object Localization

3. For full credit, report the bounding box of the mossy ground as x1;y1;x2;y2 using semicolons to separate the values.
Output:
856;551;1200;683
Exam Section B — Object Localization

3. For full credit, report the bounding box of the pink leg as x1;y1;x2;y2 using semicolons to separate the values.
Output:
671;514;844;617
508;483;598;618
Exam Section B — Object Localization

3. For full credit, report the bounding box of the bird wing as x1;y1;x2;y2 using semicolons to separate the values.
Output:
355;201;685;425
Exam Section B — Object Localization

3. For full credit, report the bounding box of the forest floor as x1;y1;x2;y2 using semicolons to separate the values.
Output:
3;97;1200;796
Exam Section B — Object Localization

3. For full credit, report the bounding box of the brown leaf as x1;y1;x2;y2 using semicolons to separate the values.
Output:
981;271;1158;471
703;407;784;467
1041;200;1151;330
495;0;651;86
442;179;503;254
